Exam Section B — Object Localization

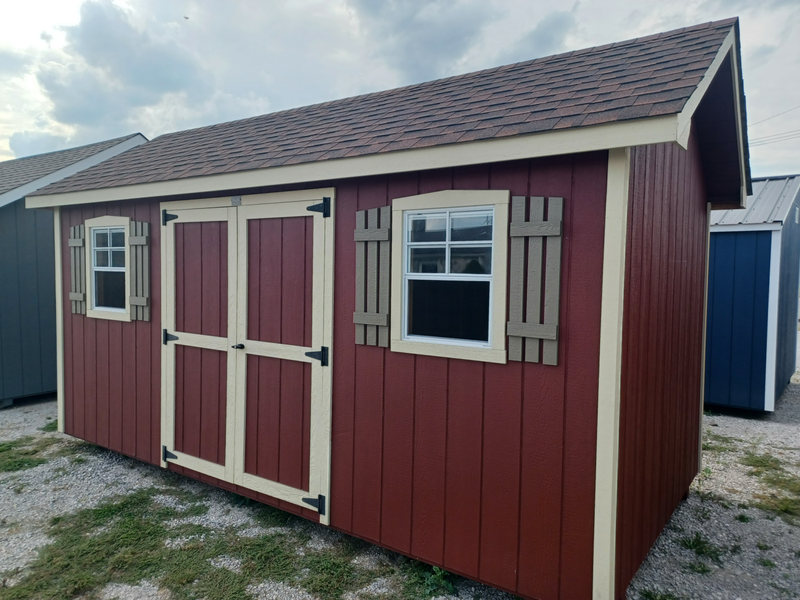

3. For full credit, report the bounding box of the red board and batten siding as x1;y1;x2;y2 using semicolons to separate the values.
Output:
615;133;708;599
59;152;608;600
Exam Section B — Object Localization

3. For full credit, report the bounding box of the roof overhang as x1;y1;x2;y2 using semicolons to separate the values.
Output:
26;25;749;212
2;134;147;210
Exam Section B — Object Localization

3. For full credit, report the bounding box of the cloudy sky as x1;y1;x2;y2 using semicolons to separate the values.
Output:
0;0;798;176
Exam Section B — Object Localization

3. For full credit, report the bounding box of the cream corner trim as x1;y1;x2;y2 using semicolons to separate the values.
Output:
25;118;679;209
84;215;132;322
389;189;509;364
698;202;711;470
54;207;65;433
593;147;631;600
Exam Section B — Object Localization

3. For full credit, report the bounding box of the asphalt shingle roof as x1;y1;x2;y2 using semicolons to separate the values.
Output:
33;18;737;197
0;134;141;196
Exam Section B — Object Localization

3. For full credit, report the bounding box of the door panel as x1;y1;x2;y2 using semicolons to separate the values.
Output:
174;345;228;465
244;354;311;491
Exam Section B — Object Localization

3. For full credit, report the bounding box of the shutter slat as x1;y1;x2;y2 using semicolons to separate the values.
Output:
354;211;366;345
525;197;545;363
129;220;151;321
378;206;391;348
542;198;563;365
354;207;391;347
508;196;526;361
366;208;379;346
68;224;86;314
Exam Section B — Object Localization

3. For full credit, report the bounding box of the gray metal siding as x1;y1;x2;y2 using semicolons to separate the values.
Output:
0;199;56;405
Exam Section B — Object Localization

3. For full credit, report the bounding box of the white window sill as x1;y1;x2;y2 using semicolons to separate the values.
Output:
390;337;506;363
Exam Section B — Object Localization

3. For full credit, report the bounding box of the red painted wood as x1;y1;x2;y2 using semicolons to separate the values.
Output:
83;205;97;444
248;218;281;343
615;133;708;599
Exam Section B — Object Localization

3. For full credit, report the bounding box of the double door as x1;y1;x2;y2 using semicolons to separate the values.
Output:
160;190;334;524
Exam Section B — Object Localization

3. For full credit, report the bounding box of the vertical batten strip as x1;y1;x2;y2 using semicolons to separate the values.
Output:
508;196;526;361
542;198;564;365
525;197;545;362
366;208;379;345
593;147;631;600
54;208;65;433
354;211;366;344
143;222;151;322
378;206;391;348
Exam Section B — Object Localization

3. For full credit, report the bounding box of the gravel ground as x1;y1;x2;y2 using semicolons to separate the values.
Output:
2;378;799;599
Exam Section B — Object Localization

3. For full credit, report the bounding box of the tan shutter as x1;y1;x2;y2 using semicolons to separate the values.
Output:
68;224;86;315
354;206;391;347
507;196;563;365
129;220;150;321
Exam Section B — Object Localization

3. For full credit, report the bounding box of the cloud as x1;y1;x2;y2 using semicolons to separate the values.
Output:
347;0;500;83
0;49;32;76
497;10;577;65
8;131;70;157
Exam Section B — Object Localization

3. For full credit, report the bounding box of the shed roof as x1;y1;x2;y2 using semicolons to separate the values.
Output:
31;18;741;200
0;134;147;208
711;176;800;227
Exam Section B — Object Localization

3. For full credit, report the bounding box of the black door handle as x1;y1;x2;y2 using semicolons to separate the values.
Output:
231;343;245;349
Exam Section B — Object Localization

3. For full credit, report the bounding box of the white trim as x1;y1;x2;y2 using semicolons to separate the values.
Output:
593;147;631;600
390;190;509;364
764;229;781;412
25;117;682;209
54;207;65;433
1;134;147;209
710;223;781;233
699;202;711;470
84;215;132;322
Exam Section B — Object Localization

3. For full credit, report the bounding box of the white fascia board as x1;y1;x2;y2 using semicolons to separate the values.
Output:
3;134;147;210
26;115;679;209
710;223;781;233
764;229;781;412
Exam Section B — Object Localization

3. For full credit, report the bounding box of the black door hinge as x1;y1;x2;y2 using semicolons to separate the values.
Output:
306;197;331;218
302;494;326;516
162;329;179;345
162;209;178;226
304;346;329;366
162;445;178;462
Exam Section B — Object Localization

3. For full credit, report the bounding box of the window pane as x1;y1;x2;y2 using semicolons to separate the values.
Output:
111;230;125;248
94;230;109;248
95;271;125;309
111;250;125;268
409;246;445;273
407;280;490;342
95;250;109;267
450;247;492;274
409;215;446;242
451;213;493;241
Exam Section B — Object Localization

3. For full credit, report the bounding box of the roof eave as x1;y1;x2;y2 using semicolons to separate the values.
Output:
26;114;682;209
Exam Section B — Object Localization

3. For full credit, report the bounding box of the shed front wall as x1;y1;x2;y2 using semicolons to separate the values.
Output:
58;152;608;600
775;207;800;401
615;134;708;598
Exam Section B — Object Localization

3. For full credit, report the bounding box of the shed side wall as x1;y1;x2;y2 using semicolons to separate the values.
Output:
0;200;56;404
615;133;708;598
775;203;800;401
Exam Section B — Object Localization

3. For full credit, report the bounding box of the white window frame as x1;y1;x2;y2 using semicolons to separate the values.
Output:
391;190;509;363
85;215;132;322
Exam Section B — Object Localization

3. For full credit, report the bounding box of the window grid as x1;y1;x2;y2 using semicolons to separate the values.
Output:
92;226;126;311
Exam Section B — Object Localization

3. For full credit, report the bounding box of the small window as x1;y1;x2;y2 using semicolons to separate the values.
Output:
404;209;493;344
390;190;509;363
84;215;132;321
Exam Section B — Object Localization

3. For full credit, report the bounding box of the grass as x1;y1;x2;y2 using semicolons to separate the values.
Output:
640;591;683;600
685;561;711;574
0;485;456;600
0;436;60;473
756;542;771;551
702;431;739;454
757;558;776;569
38;419;58;433
678;532;724;564
741;451;800;519
735;513;751;523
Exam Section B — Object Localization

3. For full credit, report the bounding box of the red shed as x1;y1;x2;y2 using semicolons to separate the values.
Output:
27;18;750;600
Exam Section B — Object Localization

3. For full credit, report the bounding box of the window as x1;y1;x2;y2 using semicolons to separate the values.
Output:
85;215;132;321
391;190;509;363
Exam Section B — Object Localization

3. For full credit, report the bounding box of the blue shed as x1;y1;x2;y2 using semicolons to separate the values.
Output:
0;134;146;408
705;175;800;411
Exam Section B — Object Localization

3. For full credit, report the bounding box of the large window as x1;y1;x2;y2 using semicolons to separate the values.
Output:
84;215;131;321
391;190;509;363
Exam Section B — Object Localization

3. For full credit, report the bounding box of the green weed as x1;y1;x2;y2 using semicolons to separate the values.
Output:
640;590;683;600
0;436;59;472
679;532;724;564
757;558;776;569
685;561;711;574
735;514;751;523
702;432;738;454
39;419;58;433
757;542;771;551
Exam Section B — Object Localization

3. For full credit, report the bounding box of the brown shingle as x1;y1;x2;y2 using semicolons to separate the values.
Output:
32;18;738;196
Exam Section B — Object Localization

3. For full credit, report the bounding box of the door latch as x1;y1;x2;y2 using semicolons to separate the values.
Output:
231;343;245;349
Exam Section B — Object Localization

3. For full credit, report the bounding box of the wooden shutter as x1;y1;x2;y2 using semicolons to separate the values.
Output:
68;225;86;315
507;196;563;365
354;206;390;347
129;220;150;321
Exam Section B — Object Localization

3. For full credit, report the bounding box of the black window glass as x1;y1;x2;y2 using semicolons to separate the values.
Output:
96;271;125;309
407;280;490;342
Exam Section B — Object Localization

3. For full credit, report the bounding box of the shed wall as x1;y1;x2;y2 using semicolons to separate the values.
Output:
615;134;708;598
704;230;771;409
0;200;56;406
775;206;800;401
58;152;609;600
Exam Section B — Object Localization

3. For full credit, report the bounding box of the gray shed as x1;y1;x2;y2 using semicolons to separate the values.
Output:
0;134;147;408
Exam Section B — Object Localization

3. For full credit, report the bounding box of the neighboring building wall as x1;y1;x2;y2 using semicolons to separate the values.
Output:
59;152;609;599
615;134;708;598
775;205;800;400
704;230;771;409
0;200;56;406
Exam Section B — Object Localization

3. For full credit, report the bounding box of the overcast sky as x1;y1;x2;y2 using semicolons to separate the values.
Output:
0;0;798;176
